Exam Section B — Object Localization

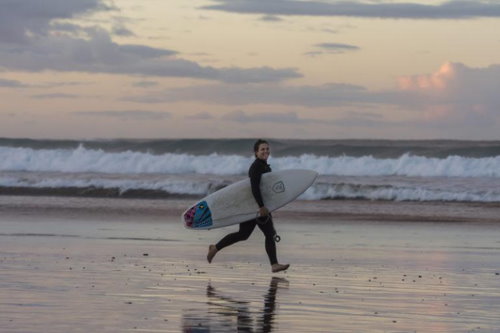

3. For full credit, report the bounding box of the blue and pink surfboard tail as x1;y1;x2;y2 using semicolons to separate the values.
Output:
183;200;213;229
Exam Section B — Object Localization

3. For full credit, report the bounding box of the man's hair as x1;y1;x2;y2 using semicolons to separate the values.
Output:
253;139;269;154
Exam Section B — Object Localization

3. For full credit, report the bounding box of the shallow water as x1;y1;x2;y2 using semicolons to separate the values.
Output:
1;210;500;332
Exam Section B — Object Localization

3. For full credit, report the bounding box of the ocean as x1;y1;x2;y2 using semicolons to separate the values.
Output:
1;138;500;203
3;138;500;332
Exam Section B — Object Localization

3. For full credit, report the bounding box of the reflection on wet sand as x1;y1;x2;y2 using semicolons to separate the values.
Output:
183;277;289;332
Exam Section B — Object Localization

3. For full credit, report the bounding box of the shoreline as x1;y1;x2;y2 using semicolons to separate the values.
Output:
0;186;199;199
1;195;500;224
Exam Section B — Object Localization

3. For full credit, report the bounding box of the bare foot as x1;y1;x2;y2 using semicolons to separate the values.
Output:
271;263;290;273
207;244;218;263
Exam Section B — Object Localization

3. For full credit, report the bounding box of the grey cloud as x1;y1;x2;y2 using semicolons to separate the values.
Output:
316;43;359;51
41;81;93;88
221;110;391;128
186;112;215;120
117;44;176;58
50;22;86;34
0;1;300;83
74;110;171;120
125;62;500;129
223;110;306;123
334;112;389;128
125;82;372;107
321;28;338;34
0;0;112;43
31;93;80;99
213;66;301;83
183;110;320;124
259;15;283;22
0;78;89;89
0;29;300;83
133;81;159;88
202;0;500;19
112;24;135;37
0;78;27;87
304;51;325;57
306;42;360;56
346;111;384;120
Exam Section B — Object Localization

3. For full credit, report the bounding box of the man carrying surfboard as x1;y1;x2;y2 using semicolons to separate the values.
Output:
207;139;290;273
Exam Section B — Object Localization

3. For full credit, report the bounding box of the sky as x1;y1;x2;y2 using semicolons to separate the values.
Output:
1;0;500;140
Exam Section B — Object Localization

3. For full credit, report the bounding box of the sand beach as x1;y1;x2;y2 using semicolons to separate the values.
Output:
1;196;500;332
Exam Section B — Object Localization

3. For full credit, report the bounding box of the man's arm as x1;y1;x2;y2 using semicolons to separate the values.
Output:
250;166;265;208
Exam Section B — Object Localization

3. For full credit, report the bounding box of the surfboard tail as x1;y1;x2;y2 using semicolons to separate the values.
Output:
183;201;213;229
183;206;196;228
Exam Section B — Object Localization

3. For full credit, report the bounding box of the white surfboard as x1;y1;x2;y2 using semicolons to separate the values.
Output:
182;169;318;230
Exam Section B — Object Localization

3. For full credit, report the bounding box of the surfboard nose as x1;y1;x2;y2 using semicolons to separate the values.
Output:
293;169;319;186
304;169;319;180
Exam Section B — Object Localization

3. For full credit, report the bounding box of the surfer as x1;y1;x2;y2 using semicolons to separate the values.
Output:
207;139;290;273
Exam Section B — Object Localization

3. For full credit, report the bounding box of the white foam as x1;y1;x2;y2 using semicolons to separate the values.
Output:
0;145;250;175
2;174;500;202
300;183;500;202
0;175;211;196
2;145;500;178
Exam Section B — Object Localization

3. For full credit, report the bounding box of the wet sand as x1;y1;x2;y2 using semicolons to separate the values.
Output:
1;196;500;332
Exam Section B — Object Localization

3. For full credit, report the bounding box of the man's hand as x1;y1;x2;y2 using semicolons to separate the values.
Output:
259;206;269;217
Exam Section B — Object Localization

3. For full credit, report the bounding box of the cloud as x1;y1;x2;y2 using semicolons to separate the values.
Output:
74;110;171;120
0;0;112;44
127;62;500;111
223;110;307;123
183;109;383;127
126;82;371;107
132;81;159;88
126;61;500;129
41;81;93;88
1;78;90;89
398;62;500;104
112;24;135;37
306;42;360;56
31;93;80;99
50;22;87;34
0;28;300;83
316;43;359;52
0;1;301;83
334;111;389;128
398;62;456;92
186;112;215;120
259;15;283;22
202;0;500;19
0;78;28;88
190;109;393;128
396;62;500;124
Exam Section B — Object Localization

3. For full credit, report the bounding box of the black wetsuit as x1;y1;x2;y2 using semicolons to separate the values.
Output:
215;158;278;265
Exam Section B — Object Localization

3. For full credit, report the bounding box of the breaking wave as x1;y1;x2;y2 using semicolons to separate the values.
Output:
302;183;500;202
1;145;500;178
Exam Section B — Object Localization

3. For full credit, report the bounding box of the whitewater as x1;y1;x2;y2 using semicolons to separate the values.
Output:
1;141;500;203
2;145;500;178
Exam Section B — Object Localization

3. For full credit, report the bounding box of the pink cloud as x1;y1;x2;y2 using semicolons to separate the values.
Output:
397;62;500;126
398;62;456;92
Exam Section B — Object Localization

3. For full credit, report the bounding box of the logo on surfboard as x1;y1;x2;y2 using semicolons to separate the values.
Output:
272;181;285;193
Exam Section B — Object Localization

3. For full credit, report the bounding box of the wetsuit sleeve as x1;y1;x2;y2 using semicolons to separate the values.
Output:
249;163;265;208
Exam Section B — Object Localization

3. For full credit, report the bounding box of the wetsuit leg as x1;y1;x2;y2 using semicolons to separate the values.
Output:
215;220;257;251
257;217;278;265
